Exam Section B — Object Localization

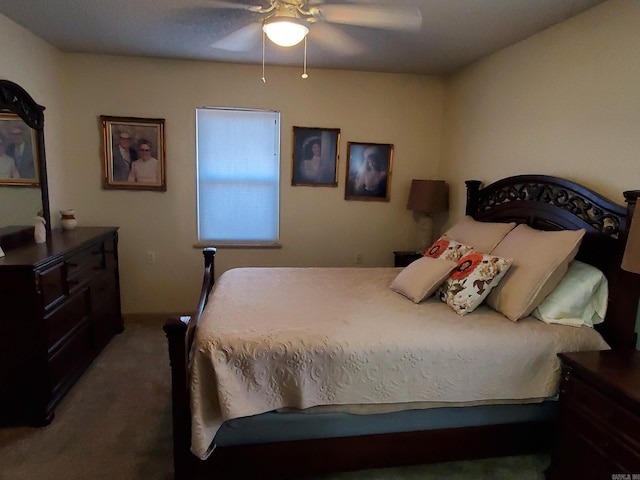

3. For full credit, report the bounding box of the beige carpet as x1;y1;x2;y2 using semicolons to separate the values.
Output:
0;315;550;480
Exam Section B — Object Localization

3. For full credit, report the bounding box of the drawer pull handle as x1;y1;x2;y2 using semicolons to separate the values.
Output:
66;262;78;268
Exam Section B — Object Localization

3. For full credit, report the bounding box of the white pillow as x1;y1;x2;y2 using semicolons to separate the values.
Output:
390;257;457;303
532;260;608;327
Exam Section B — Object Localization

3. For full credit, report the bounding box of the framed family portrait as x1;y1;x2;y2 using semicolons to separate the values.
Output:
291;126;340;186
101;115;166;191
345;142;393;201
0;113;40;186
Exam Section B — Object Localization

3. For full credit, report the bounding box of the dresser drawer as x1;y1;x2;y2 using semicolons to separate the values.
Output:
65;244;106;292
563;372;640;451
551;423;625;479
562;402;640;471
48;322;92;392
44;290;90;351
38;262;65;310
88;271;118;313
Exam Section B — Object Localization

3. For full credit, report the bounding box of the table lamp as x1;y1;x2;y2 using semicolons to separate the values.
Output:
406;179;448;253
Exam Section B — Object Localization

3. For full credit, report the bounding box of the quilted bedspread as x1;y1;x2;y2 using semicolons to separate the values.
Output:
189;267;609;459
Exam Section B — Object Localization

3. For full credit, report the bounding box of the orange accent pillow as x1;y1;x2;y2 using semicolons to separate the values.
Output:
424;236;474;262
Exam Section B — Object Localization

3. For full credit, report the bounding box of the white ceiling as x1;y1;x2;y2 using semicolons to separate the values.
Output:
0;0;606;75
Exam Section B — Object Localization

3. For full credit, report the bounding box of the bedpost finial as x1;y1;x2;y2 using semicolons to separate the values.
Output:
465;180;482;217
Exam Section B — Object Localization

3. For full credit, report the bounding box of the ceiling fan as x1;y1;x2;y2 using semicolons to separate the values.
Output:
207;0;422;55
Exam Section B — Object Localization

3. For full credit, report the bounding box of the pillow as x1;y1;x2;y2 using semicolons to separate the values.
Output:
443;216;516;253
532;260;608;327
391;257;457;303
424;236;474;262
437;252;512;315
390;257;457;303
486;224;586;322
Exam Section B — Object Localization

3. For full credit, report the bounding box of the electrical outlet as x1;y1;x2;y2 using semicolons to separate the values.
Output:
146;251;156;264
355;252;364;265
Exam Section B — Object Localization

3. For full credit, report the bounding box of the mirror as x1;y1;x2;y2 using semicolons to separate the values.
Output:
0;80;50;242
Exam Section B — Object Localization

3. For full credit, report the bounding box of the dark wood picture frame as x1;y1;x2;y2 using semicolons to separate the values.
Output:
345;142;393;201
101;115;166;191
0;113;40;186
291;126;340;187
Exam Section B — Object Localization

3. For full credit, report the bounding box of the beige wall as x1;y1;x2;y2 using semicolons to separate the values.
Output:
441;0;640;224
0;15;64;230
57;55;443;313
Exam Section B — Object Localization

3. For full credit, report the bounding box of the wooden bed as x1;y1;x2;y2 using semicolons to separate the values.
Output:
164;174;640;479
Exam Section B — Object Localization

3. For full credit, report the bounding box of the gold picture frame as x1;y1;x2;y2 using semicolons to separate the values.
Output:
101;115;166;191
0;113;40;187
345;142;393;201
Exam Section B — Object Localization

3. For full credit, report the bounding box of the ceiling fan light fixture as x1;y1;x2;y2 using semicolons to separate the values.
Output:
262;17;309;47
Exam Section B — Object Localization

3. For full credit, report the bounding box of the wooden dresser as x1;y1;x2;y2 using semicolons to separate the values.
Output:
0;227;123;425
548;350;640;479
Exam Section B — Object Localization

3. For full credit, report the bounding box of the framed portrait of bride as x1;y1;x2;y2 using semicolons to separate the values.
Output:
291;126;340;187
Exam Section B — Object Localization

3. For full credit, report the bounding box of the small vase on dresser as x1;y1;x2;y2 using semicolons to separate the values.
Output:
60;209;77;230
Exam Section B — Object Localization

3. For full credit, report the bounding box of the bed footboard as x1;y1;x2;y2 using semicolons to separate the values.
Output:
163;247;216;479
163;316;195;478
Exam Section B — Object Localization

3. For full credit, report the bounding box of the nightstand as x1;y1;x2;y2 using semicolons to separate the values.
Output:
547;350;640;479
393;251;423;267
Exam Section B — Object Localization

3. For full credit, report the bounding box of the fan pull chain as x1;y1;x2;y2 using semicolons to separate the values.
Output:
261;30;266;83
301;36;308;79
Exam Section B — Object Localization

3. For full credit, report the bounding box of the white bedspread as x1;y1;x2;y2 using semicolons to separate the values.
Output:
189;267;609;459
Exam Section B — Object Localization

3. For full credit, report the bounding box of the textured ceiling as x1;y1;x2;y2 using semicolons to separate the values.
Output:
0;0;606;75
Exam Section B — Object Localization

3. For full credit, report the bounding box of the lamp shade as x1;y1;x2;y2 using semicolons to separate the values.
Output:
622;207;640;274
407;179;449;214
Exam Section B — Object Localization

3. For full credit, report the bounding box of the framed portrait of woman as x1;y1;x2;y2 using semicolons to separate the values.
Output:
345;142;393;201
291;126;340;187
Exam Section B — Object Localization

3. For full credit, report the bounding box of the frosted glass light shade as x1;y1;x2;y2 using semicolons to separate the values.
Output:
263;18;309;47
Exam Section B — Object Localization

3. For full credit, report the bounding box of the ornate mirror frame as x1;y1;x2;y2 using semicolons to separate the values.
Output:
0;79;50;240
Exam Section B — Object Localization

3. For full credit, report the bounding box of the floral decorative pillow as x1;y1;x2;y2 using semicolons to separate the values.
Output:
438;253;512;315
424;236;474;262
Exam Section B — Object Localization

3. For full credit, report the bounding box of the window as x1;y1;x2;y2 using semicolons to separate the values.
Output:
196;108;280;245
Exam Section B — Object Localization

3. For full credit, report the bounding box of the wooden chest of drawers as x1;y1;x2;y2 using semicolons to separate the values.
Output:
548;350;640;479
0;227;122;425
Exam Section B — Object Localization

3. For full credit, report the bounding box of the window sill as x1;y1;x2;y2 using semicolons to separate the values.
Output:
193;242;282;249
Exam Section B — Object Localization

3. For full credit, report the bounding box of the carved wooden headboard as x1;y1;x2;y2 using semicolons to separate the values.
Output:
465;174;639;349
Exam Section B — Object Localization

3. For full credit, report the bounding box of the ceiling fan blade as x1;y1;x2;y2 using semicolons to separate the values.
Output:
317;4;422;31
309;22;363;56
206;1;264;12
211;22;262;51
